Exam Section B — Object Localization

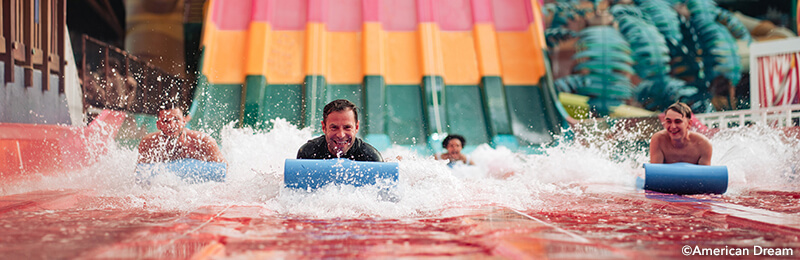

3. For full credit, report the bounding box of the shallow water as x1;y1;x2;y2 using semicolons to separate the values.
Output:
2;119;798;219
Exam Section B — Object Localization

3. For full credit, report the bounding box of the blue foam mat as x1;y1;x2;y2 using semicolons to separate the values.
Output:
136;158;227;184
643;163;728;195
284;159;399;190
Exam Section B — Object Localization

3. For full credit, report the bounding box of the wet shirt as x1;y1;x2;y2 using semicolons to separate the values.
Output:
296;135;383;162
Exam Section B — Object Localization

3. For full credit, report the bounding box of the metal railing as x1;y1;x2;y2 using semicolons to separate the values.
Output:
1;0;66;92
81;35;193;115
695;104;800;129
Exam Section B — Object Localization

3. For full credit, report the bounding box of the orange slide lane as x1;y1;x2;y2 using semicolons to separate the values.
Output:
199;0;549;86
0;110;126;183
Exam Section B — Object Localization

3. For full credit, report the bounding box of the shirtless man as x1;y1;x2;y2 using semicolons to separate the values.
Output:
649;102;712;165
137;104;225;164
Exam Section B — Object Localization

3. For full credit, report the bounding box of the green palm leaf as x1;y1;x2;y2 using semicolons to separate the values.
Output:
572;26;634;115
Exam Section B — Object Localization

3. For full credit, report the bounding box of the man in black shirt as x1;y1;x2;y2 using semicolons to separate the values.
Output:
297;99;383;162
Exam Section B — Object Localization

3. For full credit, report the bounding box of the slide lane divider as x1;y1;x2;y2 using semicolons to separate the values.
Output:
509;208;592;244
151;204;233;256
495;207;635;258
585;185;800;235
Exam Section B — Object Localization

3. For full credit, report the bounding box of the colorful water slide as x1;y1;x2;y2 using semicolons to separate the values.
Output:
0;110;126;180
193;0;570;154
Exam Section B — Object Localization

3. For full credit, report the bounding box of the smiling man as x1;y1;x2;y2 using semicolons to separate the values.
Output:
297;99;383;162
138;103;225;164
649;102;712;165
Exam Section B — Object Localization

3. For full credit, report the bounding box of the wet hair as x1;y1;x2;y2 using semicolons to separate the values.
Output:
323;99;358;123
158;100;186;116
442;134;466;149
666;102;692;119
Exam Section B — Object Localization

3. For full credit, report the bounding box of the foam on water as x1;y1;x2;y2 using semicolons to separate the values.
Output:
711;126;800;193
2;119;798;218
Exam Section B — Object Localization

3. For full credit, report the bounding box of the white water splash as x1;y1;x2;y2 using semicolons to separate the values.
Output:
1;119;797;218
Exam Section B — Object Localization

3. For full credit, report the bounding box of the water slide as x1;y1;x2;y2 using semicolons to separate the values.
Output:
191;0;570;154
3;185;798;258
3;2;800;258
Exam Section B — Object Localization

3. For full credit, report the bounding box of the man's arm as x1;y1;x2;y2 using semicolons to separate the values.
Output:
696;133;713;166
371;151;383;162
360;142;383;162
296;142;312;159
366;151;383;162
649;133;665;164
199;135;226;163
137;135;155;164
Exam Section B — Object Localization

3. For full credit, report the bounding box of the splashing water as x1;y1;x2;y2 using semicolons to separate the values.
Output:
2;119;798;219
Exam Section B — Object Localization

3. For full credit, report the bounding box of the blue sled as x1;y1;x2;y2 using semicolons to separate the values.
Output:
284;159;399;190
136;158;227;184
643;163;728;195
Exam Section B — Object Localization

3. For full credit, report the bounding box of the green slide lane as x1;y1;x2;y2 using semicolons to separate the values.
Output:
188;52;571;155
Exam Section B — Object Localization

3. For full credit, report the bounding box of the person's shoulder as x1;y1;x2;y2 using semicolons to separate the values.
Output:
302;135;326;146
142;131;160;139
690;131;712;145
139;132;160;145
354;137;383;161
649;130;670;151
650;130;668;142
689;131;710;139
297;135;326;158
355;137;378;151
653;129;668;136
185;129;219;144
298;135;325;150
184;129;207;139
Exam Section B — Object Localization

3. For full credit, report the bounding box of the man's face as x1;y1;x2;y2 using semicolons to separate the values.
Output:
446;139;463;155
663;110;689;141
322;109;359;156
157;108;186;137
